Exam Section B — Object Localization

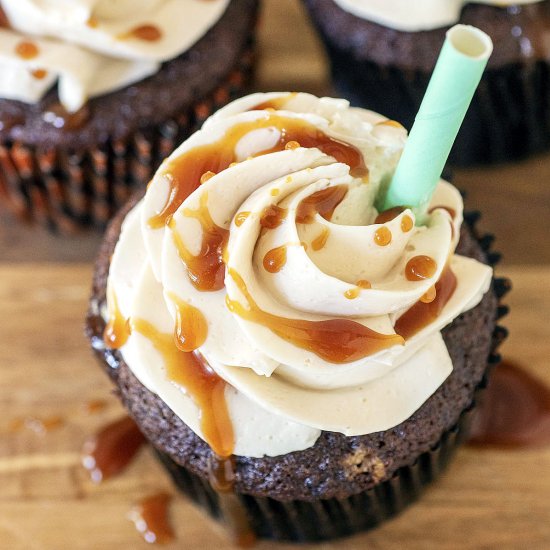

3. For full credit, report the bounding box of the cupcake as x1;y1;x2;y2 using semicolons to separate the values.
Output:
87;92;504;542
302;0;550;166
0;0;258;232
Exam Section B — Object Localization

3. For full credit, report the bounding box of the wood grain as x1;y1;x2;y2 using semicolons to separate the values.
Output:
0;263;548;550
1;0;549;265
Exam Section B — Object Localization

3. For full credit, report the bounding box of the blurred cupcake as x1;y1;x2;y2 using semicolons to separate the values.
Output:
303;0;550;165
0;0;258;232
87;93;507;542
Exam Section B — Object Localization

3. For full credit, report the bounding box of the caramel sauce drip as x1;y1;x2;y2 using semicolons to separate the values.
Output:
128;492;175;544
104;285;130;349
234;211;250;227
31;69;47;80
169;192;229;292
395;267;457;339
420;285;437;304
374;206;405;224
167;292;208;352
15;40;39;59
401;214;414;233
344;280;371;300
468;361;550;449
374;226;392;246
81;416;146;483
131;318;234;457
405;255;438;281
209;455;256;548
260;204;287;229
226;269;404;363
127;24;163;42
296;185;349;225
148;115;366;229
263;245;287;273
311;226;330;251
252;92;297;111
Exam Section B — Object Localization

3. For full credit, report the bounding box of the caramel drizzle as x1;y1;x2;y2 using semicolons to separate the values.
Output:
234;211;250;227
167;292;208;352
296;185;348;224
226;269;404;363
103;284;130;349
395;267;457;339
130;318;234;457
260;204;287;229
148;115;366;229
122;24;163;42
263;245;287;273
311;227;330;251
169;192;229;292
374;206;406;224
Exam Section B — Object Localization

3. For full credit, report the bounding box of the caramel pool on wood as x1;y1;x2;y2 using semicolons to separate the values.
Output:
226;269;404;363
148;115;366;228
130;318;234;457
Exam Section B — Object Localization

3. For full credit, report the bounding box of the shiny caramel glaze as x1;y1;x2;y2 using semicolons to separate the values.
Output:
148;115;366;228
169;192;229;292
401;215;414;233
103;284;130;349
344;280;372;300
311;227;330;251
15;40;39;59
226;268;404;363
374;226;392;246
420;285;437;304
167;292;208;352
395;267;457;339
374;206;405;224
128;492;175;544
263;245;287;273
468;361;550;449
209;455;256;548
234;211;250;227
81;416;146;483
127;24;163;42
296;185;348;224
405;255;438;281
130;318;234;457
260;204;287;229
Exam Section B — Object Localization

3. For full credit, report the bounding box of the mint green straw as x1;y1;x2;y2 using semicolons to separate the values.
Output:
383;25;493;215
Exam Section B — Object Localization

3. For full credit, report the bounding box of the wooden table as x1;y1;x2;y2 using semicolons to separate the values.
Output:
1;1;549;548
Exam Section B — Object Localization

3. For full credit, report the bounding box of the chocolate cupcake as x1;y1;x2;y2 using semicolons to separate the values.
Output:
86;93;505;542
0;0;258;232
302;0;550;166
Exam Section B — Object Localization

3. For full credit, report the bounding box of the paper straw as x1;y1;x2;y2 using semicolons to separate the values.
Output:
382;25;493;215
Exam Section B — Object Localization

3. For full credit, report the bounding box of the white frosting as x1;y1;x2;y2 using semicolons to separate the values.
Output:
0;0;229;111
107;93;493;457
333;0;542;32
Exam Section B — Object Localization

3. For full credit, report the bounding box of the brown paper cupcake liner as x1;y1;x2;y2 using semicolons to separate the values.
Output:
0;44;256;234
314;35;550;166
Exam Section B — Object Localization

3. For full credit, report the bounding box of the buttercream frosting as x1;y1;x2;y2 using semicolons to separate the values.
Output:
106;93;493;458
332;0;542;32
0;0;229;111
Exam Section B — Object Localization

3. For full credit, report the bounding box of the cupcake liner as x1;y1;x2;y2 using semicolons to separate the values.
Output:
315;33;550;166
0;42;256;234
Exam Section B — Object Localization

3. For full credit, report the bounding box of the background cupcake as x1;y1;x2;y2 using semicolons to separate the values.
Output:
302;0;550;166
0;0;258;233
87;93;504;542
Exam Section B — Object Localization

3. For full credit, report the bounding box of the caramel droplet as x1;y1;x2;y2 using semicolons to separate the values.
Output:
405;255;437;281
87;16;99;28
344;288;360;300
200;171;216;184
311;227;330;251
296;185;348;224
285;140;301;150
169;292;208;352
260;204;287;229
420;285;437;303
263;245;287;273
270;188;280;196
401;214;413;233
374;206;405;224
374;226;392;246
31;69;47;80
103;285;131;349
128;493;175;545
15;41;39;59
128;24;162;42
234;211;250;227
357;279;371;289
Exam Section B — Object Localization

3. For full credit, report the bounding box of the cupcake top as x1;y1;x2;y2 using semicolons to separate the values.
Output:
104;93;493;458
0;0;229;112
332;0;542;31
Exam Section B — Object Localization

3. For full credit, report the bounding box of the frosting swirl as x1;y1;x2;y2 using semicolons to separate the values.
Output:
0;0;229;111
106;93;493;457
332;0;542;32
